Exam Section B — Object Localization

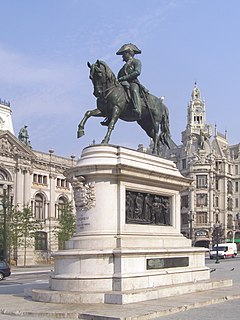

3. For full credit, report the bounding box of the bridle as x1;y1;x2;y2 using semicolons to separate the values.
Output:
91;63;116;99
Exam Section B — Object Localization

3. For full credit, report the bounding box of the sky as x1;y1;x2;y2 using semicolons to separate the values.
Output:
0;0;240;159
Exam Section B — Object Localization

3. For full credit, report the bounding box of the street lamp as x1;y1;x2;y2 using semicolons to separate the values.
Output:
70;154;75;167
48;149;54;262
2;184;8;261
188;210;194;240
213;221;222;264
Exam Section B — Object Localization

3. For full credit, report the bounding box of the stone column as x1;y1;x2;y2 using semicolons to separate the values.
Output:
23;169;32;206
15;167;23;209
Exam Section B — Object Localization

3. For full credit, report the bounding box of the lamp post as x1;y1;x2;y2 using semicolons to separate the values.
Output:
70;154;75;167
48;149;54;262
213;221;221;264
188;210;194;241
2;184;8;261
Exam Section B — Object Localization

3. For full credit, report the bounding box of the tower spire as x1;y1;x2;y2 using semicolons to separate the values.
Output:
0;99;14;134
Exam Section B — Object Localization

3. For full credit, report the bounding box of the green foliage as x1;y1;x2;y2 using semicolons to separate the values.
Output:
54;201;76;250
1;204;42;265
15;205;42;266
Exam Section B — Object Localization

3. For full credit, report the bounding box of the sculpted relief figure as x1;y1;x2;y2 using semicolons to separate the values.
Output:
126;191;171;226
77;43;171;155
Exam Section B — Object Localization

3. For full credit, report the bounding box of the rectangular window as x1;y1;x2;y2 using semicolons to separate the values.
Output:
235;181;239;193
181;195;188;209
196;175;207;188
227;214;233;228
196;212;207;225
235;198;238;208
235;165;238;175
227;197;233;211
215;196;219;207
181;213;189;225
196;193;207;206
38;175;43;184
35;231;47;250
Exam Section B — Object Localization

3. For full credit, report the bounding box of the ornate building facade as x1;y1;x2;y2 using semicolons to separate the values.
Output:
139;83;240;249
0;100;75;265
160;83;240;248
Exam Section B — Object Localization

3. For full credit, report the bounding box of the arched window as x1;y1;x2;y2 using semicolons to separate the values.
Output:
235;232;240;240
0;170;7;181
57;196;67;218
34;193;45;221
35;231;47;250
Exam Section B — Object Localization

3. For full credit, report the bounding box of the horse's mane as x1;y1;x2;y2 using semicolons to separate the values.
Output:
98;60;120;86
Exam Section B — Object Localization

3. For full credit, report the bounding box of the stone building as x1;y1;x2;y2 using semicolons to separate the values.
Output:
140;83;240;249
0;99;75;265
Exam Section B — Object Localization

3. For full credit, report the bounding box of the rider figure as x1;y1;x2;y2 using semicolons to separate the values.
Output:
116;43;142;119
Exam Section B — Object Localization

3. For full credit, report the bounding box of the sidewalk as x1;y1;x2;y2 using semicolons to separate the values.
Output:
11;264;53;275
1;263;240;320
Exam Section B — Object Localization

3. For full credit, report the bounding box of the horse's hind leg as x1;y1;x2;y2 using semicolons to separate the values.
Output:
77;108;102;138
150;124;159;155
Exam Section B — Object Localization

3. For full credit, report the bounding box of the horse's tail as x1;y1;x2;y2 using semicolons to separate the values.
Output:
159;102;171;149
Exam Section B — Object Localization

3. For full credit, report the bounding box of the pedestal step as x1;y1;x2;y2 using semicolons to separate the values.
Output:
32;279;232;305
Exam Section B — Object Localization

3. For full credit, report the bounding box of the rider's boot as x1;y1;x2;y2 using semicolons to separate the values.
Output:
132;101;141;120
131;88;141;120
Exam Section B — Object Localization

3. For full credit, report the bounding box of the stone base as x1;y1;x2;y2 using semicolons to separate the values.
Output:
32;245;213;304
32;279;232;304
33;145;215;305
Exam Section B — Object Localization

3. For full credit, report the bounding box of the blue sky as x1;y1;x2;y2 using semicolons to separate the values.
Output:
0;0;240;158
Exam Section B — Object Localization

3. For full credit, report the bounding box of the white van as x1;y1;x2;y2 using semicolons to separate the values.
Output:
209;242;237;259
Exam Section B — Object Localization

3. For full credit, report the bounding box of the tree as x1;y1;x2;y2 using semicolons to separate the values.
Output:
54;201;76;250
0;196;14;261
8;206;25;264
14;206;42;266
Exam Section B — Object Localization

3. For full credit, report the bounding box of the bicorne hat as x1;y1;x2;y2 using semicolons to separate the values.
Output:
116;43;141;55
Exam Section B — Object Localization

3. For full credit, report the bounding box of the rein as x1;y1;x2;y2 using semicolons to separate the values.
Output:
103;85;116;99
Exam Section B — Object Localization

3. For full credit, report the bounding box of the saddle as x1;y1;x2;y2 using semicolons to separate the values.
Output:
120;81;149;103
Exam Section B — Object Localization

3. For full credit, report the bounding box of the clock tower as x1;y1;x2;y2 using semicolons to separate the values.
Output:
181;82;212;152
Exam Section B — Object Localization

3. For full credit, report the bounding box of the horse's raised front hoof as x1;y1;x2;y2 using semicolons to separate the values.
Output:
77;129;85;138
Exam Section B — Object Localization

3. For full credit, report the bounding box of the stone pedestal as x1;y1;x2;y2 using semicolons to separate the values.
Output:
33;145;213;304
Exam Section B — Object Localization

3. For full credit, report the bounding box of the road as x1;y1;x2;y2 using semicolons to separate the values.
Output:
158;256;240;320
159;299;240;320
0;271;50;295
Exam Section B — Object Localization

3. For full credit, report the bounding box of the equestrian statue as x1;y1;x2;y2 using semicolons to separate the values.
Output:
77;43;170;155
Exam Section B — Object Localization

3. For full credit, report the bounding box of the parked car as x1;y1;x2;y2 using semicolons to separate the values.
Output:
209;242;237;259
0;260;11;280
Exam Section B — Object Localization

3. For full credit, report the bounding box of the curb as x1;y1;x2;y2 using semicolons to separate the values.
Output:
11;270;52;276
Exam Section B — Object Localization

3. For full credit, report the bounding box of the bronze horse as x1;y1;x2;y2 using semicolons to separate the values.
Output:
77;60;170;154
